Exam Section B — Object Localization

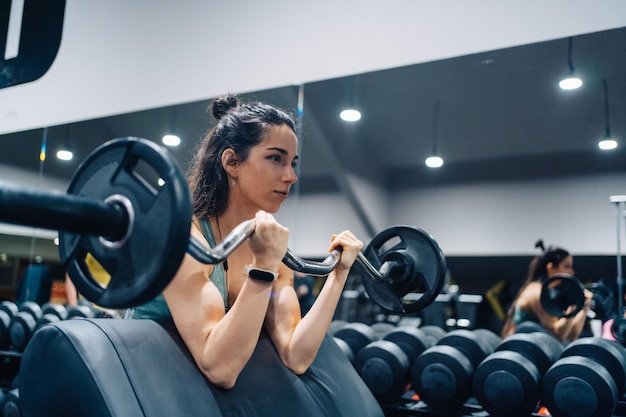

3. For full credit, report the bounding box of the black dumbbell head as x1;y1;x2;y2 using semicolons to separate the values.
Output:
418;325;447;344
370;322;397;340
383;327;434;364
0;301;18;320
41;303;68;321
18;301;42;321
334;322;376;357
560;337;626;393
411;344;474;412
333;337;355;364
437;329;495;368
473;350;542;417
497;332;564;374
9;311;37;351
0;310;11;350
355;340;410;404
542;355;617;417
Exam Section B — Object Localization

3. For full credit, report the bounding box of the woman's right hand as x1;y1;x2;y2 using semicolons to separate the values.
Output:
248;210;289;272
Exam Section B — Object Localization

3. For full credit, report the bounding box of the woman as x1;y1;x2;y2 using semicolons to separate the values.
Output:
501;240;590;342
126;94;363;389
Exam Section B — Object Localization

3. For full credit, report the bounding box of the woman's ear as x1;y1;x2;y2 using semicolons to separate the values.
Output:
222;149;239;178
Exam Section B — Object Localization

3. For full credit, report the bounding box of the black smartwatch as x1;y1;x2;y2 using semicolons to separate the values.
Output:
244;265;278;282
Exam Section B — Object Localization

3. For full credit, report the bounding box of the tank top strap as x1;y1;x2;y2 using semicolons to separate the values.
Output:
198;217;229;309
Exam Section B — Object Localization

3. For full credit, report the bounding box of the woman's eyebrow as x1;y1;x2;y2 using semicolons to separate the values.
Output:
267;147;299;161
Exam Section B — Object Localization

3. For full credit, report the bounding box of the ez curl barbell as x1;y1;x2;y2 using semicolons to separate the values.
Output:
0;137;446;312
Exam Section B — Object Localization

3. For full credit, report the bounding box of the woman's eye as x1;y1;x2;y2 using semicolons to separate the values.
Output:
270;155;281;163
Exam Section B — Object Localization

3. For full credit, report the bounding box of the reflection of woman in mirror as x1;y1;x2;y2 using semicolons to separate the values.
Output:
501;240;590;342
126;94;363;389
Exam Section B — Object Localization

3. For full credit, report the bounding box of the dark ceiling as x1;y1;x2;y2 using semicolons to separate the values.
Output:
1;26;625;195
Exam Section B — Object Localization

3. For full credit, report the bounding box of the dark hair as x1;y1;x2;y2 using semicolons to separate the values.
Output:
500;239;571;337
527;239;570;282
187;94;296;218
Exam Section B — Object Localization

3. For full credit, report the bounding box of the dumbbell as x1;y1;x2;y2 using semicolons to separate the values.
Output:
515;320;550;335
354;326;440;403
35;303;69;330
333;322;377;364
541;337;626;417
9;302;42;352
473;332;564;417
411;328;500;412
0;388;21;417
0;301;18;350
66;305;95;319
370;322;397;340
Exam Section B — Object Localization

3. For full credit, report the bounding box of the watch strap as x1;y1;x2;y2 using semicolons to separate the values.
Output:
244;265;278;282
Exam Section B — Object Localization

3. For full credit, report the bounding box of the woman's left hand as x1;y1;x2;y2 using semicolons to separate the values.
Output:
328;231;363;273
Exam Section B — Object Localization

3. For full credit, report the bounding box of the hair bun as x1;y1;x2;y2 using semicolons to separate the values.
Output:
534;239;545;252
210;94;240;120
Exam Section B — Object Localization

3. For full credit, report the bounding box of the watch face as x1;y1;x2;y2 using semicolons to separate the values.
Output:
246;266;277;282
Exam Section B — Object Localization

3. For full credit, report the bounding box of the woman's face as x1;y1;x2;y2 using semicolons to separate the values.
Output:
233;124;298;214
547;255;574;276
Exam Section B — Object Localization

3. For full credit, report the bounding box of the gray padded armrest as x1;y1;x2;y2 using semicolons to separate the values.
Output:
18;318;383;417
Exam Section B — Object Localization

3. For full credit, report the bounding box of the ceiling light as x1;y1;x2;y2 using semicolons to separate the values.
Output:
162;106;182;147
56;149;73;161
559;37;583;90
162;134;181;147
425;155;444;168
598;78;618;151
425;101;444;169
340;109;361;122
56;124;74;161
559;77;583;90
598;139;618;150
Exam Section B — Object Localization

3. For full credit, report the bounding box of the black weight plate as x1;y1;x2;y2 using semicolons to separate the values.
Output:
362;226;446;314
59;138;192;309
540;274;585;318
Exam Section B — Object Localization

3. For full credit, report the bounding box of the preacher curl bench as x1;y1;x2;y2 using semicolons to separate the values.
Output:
16;318;383;417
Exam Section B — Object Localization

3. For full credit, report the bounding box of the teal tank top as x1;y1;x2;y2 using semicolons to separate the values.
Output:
512;303;540;325
125;218;228;320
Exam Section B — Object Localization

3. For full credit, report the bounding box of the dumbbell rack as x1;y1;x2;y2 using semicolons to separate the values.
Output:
0;349;22;390
381;394;626;417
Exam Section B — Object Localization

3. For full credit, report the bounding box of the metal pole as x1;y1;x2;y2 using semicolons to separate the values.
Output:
610;195;626;313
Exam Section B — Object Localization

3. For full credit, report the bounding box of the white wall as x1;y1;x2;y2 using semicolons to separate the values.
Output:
277;172;626;258
2;1;626;135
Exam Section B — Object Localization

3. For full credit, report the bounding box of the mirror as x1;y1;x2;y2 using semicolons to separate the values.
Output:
0;27;624;263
